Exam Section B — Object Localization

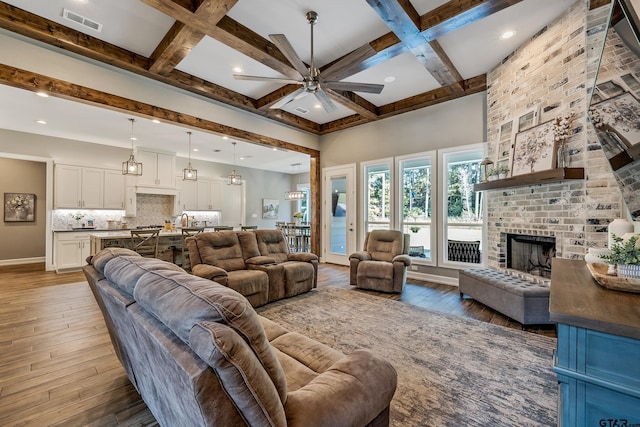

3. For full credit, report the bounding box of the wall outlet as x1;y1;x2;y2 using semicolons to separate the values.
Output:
251;213;257;218
410;265;418;271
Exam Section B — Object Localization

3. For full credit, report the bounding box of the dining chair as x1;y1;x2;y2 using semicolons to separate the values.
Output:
284;222;301;252
130;229;160;258
241;225;258;231
181;227;204;271
213;226;233;231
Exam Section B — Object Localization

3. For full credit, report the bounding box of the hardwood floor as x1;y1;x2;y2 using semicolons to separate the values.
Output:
0;262;556;426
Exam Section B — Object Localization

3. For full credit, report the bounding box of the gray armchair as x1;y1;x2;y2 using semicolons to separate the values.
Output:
349;230;411;293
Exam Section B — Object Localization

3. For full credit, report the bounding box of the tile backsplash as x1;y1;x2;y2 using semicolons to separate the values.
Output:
52;194;219;230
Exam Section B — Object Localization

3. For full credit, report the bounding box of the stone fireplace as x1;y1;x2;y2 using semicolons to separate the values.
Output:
504;234;556;278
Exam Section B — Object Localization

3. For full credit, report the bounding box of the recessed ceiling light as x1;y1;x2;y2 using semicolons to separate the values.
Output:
384;76;396;83
314;103;322;109
272;148;278;151
36;92;49;98
36;120;47;124
501;30;516;40
222;136;229;140
233;66;242;73
152;119;160;124
239;157;245;160
193;148;199;152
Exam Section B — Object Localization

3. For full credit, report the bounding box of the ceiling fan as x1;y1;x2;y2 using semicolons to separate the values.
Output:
233;11;384;113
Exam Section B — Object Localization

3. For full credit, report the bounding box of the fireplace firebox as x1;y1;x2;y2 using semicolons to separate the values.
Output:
506;234;556;278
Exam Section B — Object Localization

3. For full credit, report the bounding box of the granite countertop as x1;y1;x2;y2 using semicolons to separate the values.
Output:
53;228;114;233
88;229;185;238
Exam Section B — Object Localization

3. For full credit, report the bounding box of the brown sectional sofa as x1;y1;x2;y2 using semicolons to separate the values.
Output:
84;247;397;427
187;229;318;307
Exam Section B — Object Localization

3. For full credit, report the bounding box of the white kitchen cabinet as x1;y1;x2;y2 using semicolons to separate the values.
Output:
180;179;197;210
103;169;125;209
221;181;243;227
54;231;91;271
124;186;137;217
136;151;175;189
177;179;222;211
55;165;104;209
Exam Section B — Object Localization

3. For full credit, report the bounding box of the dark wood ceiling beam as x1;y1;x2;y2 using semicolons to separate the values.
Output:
365;0;462;86
140;0;300;79
589;0;612;11
0;63;320;157
256;84;301;110
319;74;487;133
324;89;379;120
148;21;204;75
0;2;320;133
421;0;525;41
378;74;486;117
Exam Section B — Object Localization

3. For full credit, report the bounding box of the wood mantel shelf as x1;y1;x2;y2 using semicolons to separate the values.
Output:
473;167;584;191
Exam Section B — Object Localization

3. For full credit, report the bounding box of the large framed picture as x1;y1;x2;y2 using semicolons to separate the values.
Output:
590;91;640;159
510;120;557;176
262;198;279;219
4;193;35;222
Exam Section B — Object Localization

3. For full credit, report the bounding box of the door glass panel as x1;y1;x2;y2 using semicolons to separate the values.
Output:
400;156;433;261
329;176;347;254
443;149;483;264
365;163;391;233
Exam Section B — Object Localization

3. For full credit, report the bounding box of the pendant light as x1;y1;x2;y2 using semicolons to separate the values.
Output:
122;118;143;176
182;131;198;181
227;141;242;185
285;163;306;200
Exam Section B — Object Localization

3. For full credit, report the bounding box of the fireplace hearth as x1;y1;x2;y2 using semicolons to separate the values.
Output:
506;234;556;278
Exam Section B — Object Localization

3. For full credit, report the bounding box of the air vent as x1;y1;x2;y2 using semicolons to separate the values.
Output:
62;9;103;32
293;107;309;114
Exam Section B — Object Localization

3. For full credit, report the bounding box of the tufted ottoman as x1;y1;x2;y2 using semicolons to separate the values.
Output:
459;268;552;327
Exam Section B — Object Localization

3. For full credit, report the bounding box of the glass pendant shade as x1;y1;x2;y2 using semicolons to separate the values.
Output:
227;142;242;185
122;118;142;176
182;131;198;181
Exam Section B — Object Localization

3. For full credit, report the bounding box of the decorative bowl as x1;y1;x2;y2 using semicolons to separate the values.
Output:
586;262;640;294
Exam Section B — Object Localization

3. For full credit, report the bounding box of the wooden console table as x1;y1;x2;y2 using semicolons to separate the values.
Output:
550;258;640;426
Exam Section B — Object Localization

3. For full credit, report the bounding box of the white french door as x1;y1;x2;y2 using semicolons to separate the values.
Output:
322;164;356;265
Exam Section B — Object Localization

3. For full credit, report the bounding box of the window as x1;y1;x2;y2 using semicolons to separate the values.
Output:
362;159;393;233
439;145;484;266
397;152;435;263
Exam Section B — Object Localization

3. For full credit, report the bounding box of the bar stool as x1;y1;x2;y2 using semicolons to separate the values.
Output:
241;225;258;231
181;227;203;271
130;229;160;258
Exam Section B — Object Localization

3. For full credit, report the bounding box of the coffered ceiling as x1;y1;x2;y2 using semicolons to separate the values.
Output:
1;0;577;135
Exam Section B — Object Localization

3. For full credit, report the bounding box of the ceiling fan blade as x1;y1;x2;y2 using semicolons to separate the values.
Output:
314;90;337;113
271;88;308;109
323;81;384;94
269;34;309;77
233;74;301;85
321;44;378;81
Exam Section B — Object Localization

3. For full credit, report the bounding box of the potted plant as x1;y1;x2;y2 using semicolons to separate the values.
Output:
497;165;510;180
410;226;420;233
599;234;640;278
487;167;499;181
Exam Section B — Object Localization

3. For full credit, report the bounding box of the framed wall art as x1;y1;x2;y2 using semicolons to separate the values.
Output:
510;120;557;176
590;91;640;159
4;193;35;222
262;198;279;219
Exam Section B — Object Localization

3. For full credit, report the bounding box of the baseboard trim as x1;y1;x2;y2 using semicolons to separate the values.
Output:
0;256;45;266
407;270;459;287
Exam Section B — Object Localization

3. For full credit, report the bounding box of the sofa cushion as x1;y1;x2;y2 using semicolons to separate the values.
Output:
190;321;287;427
90;247;140;274
103;255;184;296
365;230;404;262
191;231;247;271
254;230;290;264
133;269;287;403
237;230;262;259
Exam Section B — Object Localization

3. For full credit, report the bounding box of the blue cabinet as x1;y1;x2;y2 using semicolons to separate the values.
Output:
550;259;640;427
554;324;640;426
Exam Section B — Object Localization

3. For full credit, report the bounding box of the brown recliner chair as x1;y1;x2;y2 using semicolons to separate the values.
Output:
349;230;411;293
186;231;270;307
252;229;318;302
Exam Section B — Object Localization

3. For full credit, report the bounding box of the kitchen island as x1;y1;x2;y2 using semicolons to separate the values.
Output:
90;229;186;263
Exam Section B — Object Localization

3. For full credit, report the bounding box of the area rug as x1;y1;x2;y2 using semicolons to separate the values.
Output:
257;287;557;427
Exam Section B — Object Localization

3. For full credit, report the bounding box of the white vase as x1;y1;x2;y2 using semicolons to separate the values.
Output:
608;219;634;248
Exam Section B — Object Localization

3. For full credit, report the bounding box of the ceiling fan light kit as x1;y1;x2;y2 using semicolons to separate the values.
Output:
233;11;384;113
